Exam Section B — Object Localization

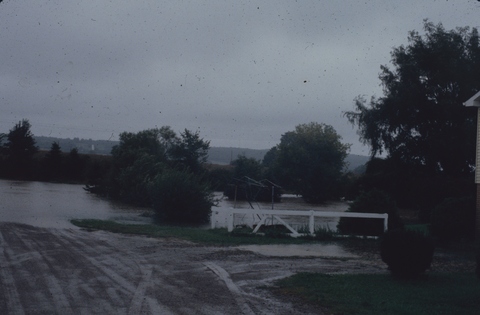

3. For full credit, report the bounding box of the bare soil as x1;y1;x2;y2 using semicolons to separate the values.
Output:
0;222;475;314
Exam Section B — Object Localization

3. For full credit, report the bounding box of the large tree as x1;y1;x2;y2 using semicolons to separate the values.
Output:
107;127;177;203
275;122;350;203
111;126;177;170
345;21;480;176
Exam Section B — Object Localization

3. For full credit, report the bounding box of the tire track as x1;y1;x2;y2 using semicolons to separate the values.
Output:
0;223;332;314
204;262;255;315
0;230;25;315
52;229;142;306
128;267;152;315
55;229;175;314
4;226;74;314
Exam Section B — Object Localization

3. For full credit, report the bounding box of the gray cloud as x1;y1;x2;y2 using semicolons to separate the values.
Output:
1;0;479;155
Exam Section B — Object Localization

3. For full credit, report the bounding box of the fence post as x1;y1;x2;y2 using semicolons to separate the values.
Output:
211;211;216;229
309;210;314;235
227;212;234;232
383;213;389;232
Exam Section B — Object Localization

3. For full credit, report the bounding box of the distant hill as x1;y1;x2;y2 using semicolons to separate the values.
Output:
33;136;270;160
34;136;369;172
35;136;118;155
345;154;370;173
207;147;370;172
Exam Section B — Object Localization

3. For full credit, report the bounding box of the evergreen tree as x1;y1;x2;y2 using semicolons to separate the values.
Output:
3;119;38;178
44;142;63;180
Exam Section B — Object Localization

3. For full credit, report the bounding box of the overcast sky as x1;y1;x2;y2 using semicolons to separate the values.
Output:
1;1;479;155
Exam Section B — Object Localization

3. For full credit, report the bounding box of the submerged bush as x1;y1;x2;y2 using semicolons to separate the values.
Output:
150;168;214;225
337;189;403;236
380;229;435;279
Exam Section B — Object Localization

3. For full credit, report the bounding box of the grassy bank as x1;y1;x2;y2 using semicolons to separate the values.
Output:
70;219;329;246
274;272;480;315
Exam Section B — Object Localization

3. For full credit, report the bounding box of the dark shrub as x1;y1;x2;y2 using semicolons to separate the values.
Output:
115;154;164;206
380;229;435;279
204;167;232;191
337;189;403;236
476;244;480;280
430;197;476;241
150;168;214;225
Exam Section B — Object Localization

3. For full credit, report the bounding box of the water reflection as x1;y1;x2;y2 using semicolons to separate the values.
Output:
0;179;152;228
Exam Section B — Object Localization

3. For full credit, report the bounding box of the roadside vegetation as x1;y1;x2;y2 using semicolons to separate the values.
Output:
274;272;480;315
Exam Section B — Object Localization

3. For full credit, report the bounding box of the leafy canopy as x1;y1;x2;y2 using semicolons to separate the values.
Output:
170;129;210;173
275;122;350;203
101;126;211;212
345;20;480;176
231;155;263;180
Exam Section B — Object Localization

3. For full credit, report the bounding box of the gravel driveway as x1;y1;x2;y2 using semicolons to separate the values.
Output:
0;222;391;314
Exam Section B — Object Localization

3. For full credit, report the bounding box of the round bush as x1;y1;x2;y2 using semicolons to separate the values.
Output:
150;168;214;225
337;189;403;236
380;229;435;279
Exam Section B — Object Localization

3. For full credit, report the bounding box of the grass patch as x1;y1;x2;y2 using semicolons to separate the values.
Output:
274;272;480;315
405;224;431;236
70;219;320;246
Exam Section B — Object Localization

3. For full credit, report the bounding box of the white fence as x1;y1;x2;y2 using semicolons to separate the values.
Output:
211;208;388;237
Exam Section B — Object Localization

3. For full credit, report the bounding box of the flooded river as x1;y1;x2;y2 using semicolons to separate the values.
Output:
0;179;152;228
0;179;349;230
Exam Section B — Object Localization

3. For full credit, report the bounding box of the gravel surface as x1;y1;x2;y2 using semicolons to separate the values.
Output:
0;222;475;314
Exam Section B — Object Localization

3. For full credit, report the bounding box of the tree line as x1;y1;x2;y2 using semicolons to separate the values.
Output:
0;120;98;183
0;118;352;224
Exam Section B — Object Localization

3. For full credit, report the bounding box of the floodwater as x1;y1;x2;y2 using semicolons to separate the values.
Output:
0;179;355;258
0;179;349;231
0;179;152;228
237;244;358;258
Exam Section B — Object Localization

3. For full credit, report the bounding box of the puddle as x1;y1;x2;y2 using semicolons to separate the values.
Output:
237;244;359;258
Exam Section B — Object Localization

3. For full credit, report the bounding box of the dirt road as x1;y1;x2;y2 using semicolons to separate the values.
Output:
0;222;385;314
